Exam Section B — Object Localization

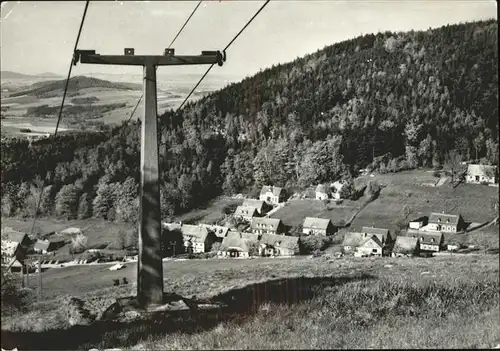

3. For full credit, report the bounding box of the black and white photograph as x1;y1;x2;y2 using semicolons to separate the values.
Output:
0;0;498;350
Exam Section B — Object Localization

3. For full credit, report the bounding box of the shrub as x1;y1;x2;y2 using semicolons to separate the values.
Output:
433;170;441;178
71;233;88;254
364;180;381;200
299;235;330;254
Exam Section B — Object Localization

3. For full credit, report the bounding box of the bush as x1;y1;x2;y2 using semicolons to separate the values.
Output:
364;180;381;200
433;170;441;178
299;235;330;254
71;233;88;254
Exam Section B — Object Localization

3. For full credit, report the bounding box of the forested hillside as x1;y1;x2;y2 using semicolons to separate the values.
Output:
1;20;498;223
8;76;142;98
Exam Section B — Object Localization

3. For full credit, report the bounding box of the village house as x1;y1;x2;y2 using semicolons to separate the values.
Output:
1;228;30;263
392;236;419;256
362;226;392;243
234;205;259;222
258;233;299;257
408;216;428;230
33;238;66;255
199;224;231;239
218;231;258;258
331;180;346;200
355;235;384;257
426;213;465;233
342;232;368;253
315;184;330;200
408;230;443;252
58;227;83;236
242;199;269;215
466;164;498;185
250;217;286;236
259;185;287;205
180;224;218;253
302;217;337;236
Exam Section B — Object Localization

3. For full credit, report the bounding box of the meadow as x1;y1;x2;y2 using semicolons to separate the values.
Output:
1;254;499;350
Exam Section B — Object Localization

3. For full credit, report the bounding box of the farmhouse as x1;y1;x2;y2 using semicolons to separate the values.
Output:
466;164;497;184
361;226;393;245
427;213;464;233
242;199;268;215
315;184;330;200
250;217;286;236
218;231;258;258
302;217;337;236
331;180;346;200
234;205;259;221
356;235;384;257
409;216;428;230
33;238;66;254
392;236;419;256
200;224;231;239
259;185;287;205
181;224;218;253
258;233;299;257
1;228;30;263
342;232;368;253
408;230;443;252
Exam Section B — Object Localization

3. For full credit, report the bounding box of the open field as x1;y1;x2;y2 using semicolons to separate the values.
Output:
1;217;135;251
270;199;360;230
351;170;498;230
172;196;244;225
2;254;499;350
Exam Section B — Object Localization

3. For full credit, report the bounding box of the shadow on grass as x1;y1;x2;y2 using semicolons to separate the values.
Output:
1;274;375;351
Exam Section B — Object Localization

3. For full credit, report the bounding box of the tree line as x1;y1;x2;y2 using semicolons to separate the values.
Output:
1;20;498;223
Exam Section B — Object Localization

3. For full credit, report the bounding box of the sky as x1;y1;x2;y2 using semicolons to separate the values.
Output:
0;0;497;81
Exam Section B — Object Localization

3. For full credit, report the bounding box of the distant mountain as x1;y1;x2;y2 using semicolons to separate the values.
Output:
1;71;36;79
8;75;142;98
37;72;63;78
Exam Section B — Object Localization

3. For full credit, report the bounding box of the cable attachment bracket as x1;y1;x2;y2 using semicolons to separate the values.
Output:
217;50;227;67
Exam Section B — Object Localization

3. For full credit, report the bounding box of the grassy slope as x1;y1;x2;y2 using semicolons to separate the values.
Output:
2;255;498;350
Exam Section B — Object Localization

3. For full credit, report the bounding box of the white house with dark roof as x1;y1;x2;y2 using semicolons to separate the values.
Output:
250;217;285;236
426;213;464;233
466;164;497;185
302;217;337;236
342;232;369;253
259;185;287;205
407;230;443;252
1;228;30;263
234;205;259;222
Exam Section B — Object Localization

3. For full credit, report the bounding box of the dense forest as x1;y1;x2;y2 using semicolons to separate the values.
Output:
1;20;498;223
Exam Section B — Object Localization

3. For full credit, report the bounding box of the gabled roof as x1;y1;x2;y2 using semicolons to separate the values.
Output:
162;222;182;231
234;205;258;217
34;240;50;251
250;217;282;231
181;224;211;242
359;235;383;249
342;232;369;247
260;185;283;197
303;217;332;230
361;226;391;241
200;224;231;238
220;231;258;252
467;164;497;176
393;236;419;253
242;199;265;212
429;213;460;226
259;233;299;251
1;229;28;244
407;231;443;245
